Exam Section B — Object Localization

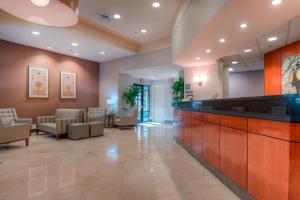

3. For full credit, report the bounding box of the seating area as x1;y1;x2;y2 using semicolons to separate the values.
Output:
0;107;111;146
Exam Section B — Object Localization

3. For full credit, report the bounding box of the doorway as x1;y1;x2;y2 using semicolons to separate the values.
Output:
152;84;166;123
134;84;150;123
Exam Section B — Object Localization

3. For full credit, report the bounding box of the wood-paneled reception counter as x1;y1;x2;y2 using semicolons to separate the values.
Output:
173;95;300;200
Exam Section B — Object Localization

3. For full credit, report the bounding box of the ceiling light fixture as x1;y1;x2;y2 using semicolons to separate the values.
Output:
1;0;79;27
232;61;238;65
100;51;106;55
267;36;278;42
32;31;40;35
205;49;211;53
172;73;177;77
272;0;282;5
229;68;234;72
113;14;121;19
240;23;248;29
46;46;52;50
30;0;49;7
195;57;201;60
244;49;252;53
74;53;79;56
152;2;160;8
141;29;147;33
72;42;78;46
219;38;226;43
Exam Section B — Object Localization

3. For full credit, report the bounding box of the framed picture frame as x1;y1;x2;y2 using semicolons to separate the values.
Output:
60;71;77;99
28;66;49;98
282;55;300;94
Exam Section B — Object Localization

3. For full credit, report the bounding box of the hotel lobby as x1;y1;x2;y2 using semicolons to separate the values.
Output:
0;0;300;200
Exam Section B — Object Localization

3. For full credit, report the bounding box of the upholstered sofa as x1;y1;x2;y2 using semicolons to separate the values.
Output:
37;109;82;139
87;108;106;122
115;108;137;128
0;108;32;146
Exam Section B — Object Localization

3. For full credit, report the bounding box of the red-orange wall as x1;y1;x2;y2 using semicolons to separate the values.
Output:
0;40;99;120
264;41;300;95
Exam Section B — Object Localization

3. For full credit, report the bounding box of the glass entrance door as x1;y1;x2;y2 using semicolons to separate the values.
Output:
134;84;150;123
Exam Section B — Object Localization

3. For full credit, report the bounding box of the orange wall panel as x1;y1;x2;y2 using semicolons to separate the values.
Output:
248;118;300;142
264;49;282;95
202;122;220;169
220;115;247;131
264;40;300;96
192;120;203;156
220;127;248;189
248;132;289;200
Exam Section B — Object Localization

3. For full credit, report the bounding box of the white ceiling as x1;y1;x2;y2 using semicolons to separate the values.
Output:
122;64;183;80
79;0;182;44
0;24;134;63
174;0;300;74
223;16;300;73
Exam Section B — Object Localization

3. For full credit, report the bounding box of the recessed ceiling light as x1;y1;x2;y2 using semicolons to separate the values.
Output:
71;42;78;46
267;36;278;42
272;0;282;5
74;53;79;56
240;23;248;29
195;57;201;60
100;51;106;55
205;49;211;53
232;61;238;64
244;49;252;53
46;46;52;50
141;29;147;33
32;31;40;35
30;0;50;7
113;14;121;19
219;38;226;43
152;2;160;8
229;68;234;72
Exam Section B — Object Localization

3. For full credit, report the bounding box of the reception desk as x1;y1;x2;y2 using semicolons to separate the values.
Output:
173;95;300;200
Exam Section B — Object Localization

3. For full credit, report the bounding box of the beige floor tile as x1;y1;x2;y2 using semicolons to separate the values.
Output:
120;180;157;200
0;124;239;200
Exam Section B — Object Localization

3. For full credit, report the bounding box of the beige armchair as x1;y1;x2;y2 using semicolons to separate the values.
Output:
0;108;32;146
115;108;137;128
37;109;82;139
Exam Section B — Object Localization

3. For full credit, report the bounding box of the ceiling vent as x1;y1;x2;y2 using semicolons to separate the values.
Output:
98;14;111;21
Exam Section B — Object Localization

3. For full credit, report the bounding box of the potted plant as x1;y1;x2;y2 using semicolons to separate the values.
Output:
170;77;184;106
122;85;141;112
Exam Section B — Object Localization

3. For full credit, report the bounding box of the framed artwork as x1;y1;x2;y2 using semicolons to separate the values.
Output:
282;55;300;94
28;67;49;98
60;71;77;99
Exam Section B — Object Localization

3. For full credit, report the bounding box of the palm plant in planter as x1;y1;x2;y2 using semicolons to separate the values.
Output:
122;85;141;109
171;77;184;106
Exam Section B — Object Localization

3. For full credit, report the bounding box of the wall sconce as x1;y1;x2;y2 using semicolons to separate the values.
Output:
194;75;208;87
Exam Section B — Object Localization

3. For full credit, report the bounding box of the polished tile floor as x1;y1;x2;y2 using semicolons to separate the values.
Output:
0;124;239;200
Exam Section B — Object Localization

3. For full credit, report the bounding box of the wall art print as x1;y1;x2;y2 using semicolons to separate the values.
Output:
60;71;77;99
28;66;49;98
282;55;300;94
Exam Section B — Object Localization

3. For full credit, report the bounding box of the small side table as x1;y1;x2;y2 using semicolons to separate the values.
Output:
105;114;115;128
30;124;37;136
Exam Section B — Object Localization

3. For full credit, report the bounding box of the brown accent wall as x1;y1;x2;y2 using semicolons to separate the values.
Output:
264;41;300;95
0;40;99;120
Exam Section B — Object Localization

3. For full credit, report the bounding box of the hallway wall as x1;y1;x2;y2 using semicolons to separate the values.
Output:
0;40;99;119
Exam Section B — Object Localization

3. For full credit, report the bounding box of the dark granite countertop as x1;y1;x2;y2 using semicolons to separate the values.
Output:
174;95;300;123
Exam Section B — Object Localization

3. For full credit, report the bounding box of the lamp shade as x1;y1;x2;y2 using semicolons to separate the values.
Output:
0;0;79;27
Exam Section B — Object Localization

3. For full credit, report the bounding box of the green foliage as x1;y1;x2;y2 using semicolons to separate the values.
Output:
171;77;184;102
122;85;141;108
